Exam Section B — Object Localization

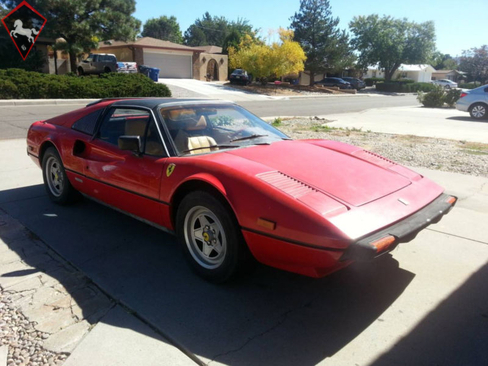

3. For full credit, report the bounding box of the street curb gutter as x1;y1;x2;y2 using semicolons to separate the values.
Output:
0;99;98;107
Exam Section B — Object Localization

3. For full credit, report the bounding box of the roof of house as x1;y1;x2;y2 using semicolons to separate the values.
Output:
397;64;435;72
98;37;204;52
368;64;436;72
433;69;467;75
198;45;223;54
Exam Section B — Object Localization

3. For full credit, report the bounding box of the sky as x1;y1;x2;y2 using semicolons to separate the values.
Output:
133;0;485;57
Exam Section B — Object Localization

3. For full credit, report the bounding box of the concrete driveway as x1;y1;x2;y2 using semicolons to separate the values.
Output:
324;106;488;143
1;137;487;366
158;79;280;102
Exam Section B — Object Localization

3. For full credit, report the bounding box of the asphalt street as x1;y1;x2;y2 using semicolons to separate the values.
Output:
0;95;419;139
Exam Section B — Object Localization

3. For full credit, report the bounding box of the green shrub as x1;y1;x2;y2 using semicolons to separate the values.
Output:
0;79;19;99
364;77;384;86
444;88;462;107
409;82;436;92
0;69;171;99
396;78;415;84
458;82;480;89
417;86;445;107
376;81;435;93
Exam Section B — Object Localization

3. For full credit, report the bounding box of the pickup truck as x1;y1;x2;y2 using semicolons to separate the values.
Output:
77;53;118;75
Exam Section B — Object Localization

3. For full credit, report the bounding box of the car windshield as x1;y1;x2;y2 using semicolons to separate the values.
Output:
159;104;289;156
233;69;244;75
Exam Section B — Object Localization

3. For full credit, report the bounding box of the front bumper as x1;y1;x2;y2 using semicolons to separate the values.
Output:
341;193;457;261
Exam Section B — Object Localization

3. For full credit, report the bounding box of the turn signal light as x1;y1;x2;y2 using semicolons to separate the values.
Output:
446;196;457;205
370;236;395;253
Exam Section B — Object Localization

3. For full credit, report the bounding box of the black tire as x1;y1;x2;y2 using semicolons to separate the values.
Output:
469;103;487;120
42;147;79;205
176;191;248;283
77;67;84;76
104;67;111;73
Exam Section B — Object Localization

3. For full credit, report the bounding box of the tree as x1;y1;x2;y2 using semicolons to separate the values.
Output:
290;0;354;86
141;16;183;44
184;12;255;47
349;15;436;81
430;51;458;70
229;29;306;84
459;45;488;83
0;0;141;72
222;29;242;54
0;34;46;71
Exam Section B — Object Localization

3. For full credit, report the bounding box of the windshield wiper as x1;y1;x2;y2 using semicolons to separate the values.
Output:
230;134;268;143
182;145;240;153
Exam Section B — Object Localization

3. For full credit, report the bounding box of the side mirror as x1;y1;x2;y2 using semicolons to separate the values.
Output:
118;135;142;155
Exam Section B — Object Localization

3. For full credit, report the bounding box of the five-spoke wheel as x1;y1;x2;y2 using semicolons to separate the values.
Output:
42;147;78;204
176;191;248;282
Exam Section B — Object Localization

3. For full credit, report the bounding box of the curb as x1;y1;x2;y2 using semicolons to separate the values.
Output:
0;99;98;107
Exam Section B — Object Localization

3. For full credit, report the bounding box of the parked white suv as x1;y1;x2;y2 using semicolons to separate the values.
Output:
431;79;458;89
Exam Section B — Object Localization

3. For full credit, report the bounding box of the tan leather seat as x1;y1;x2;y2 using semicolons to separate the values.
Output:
125;118;147;136
125;118;165;156
187;135;217;153
172;116;218;154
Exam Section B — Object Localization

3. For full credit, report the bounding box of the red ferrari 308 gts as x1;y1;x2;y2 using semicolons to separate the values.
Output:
26;98;457;282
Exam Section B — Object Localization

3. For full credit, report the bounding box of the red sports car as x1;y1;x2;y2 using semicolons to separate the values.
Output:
27;98;457;282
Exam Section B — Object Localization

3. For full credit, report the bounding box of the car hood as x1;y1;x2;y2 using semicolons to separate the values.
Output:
226;140;412;207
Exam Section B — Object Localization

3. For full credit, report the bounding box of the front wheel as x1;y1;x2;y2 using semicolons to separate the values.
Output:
176;191;248;283
42;147;79;204
469;103;487;119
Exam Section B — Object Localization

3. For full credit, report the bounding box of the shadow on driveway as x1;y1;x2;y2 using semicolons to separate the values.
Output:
446;116;487;123
0;184;415;365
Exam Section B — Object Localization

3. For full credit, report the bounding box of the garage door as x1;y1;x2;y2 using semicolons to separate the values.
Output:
143;51;192;78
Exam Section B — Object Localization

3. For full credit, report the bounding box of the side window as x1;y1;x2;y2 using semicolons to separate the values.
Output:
98;108;166;156
92;55;99;62
98;108;150;146
145;119;166;157
72;109;102;135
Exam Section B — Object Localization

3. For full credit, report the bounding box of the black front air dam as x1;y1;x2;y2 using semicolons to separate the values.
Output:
341;193;457;262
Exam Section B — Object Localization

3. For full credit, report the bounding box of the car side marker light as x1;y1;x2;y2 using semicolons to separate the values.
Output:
370;236;396;253
257;218;276;230
446;196;457;205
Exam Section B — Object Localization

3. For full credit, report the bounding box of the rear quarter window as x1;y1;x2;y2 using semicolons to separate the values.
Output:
72;109;103;135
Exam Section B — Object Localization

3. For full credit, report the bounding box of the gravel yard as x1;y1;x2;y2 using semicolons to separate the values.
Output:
275;118;488;178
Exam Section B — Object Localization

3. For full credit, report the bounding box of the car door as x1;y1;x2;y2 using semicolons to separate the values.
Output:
80;107;169;226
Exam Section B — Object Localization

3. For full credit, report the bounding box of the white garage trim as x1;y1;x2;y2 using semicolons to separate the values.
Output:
143;50;193;79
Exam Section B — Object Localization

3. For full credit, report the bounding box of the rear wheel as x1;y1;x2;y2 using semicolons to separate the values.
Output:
176;191;248;283
469;103;487;119
77;67;84;76
42;147;79;204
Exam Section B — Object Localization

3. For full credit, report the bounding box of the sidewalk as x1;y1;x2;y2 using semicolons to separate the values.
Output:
0;140;196;366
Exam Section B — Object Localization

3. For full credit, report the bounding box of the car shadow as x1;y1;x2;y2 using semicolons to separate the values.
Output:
446;116;487;123
370;262;488;366
1;184;415;365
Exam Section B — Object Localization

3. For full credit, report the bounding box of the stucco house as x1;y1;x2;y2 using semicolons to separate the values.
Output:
92;37;228;81
365;64;436;82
